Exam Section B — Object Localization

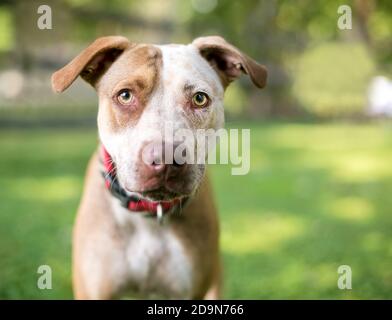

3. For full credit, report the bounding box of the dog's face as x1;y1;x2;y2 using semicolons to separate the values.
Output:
52;36;266;201
96;43;225;200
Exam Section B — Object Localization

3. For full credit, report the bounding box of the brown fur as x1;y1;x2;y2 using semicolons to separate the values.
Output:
97;44;163;131
51;35;267;300
51;36;132;92
73;152;220;299
193;36;268;89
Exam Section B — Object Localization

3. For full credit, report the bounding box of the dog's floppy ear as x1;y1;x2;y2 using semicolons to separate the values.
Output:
51;36;132;93
192;36;267;89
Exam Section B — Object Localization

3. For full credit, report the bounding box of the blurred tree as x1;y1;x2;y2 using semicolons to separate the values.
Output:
0;0;391;117
0;0;175;71
184;0;392;117
293;42;375;117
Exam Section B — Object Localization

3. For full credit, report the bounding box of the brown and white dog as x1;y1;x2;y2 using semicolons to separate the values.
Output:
51;35;267;299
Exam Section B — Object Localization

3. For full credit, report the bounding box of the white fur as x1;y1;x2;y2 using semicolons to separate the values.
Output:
90;44;224;298
112;200;193;298
98;43;225;193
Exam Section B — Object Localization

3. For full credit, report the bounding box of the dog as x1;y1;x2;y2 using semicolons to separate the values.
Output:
51;35;267;299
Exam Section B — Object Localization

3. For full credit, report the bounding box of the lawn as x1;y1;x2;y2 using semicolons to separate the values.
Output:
0;121;391;299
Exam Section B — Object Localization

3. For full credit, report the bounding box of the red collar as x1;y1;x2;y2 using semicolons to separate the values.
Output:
100;146;181;215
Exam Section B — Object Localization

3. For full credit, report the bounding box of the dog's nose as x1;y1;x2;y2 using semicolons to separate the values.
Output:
140;141;187;177
141;141;166;173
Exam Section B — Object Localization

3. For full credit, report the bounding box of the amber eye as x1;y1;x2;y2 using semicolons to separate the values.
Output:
192;92;209;108
117;89;134;106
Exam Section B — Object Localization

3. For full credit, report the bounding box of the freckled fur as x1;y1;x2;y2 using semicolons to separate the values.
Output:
52;35;267;300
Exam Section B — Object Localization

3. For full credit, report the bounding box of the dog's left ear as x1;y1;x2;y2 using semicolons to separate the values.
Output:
192;36;267;89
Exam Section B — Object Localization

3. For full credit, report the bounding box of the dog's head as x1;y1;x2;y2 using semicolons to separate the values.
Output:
52;36;267;202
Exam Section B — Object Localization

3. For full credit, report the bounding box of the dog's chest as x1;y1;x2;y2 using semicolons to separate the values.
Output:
114;207;193;299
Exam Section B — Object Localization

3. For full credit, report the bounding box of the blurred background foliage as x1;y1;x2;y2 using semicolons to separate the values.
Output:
0;0;391;299
0;0;391;118
293;42;375;116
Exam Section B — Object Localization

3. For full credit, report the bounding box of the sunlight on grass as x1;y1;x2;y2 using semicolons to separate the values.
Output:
4;176;81;202
362;232;385;253
328;197;375;222
1;123;392;299
257;123;392;151
313;263;340;291
222;213;305;254
332;158;391;182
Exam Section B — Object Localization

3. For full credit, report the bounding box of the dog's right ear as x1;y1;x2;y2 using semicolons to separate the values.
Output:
51;36;132;93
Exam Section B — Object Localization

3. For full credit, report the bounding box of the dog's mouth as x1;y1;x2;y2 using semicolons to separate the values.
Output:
124;186;186;202
101;145;192;215
123;187;189;214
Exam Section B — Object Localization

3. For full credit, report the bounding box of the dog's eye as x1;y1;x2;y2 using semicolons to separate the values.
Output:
117;89;134;106
192;92;209;108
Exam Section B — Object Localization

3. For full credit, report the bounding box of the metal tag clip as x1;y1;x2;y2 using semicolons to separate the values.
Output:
157;203;164;225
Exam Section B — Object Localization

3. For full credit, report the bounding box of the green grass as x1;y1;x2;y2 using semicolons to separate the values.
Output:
0;122;391;299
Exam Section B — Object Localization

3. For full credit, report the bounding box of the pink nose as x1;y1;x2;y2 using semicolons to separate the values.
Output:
140;141;187;179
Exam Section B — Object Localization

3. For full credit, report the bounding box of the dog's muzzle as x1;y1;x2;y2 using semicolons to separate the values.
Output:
100;145;188;223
